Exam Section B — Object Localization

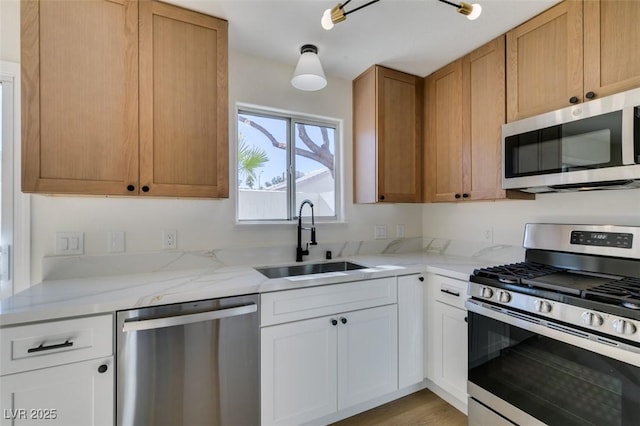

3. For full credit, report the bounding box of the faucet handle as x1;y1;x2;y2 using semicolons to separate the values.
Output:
310;227;318;245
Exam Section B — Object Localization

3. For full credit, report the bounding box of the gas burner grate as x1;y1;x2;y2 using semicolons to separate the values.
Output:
585;277;640;308
473;262;564;284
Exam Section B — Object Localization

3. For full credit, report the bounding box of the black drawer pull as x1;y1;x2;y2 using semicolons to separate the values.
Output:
440;288;460;297
28;340;73;353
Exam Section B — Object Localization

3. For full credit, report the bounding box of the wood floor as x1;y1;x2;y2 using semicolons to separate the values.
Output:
331;389;467;426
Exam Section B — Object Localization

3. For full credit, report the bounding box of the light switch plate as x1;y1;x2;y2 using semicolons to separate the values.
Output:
396;224;406;238
374;225;387;240
108;231;125;253
55;232;84;255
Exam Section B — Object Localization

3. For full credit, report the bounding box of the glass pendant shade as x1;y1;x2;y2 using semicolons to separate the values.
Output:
291;45;327;91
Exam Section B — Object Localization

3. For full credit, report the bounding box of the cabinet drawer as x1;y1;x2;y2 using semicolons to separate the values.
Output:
431;275;468;310
0;314;113;376
261;277;397;326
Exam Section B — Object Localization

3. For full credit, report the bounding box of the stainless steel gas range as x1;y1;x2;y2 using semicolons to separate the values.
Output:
467;224;640;426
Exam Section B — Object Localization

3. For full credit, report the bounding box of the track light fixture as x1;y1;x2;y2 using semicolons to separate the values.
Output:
321;0;481;30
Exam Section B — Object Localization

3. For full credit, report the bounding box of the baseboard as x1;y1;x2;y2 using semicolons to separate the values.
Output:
424;379;468;415
303;381;428;426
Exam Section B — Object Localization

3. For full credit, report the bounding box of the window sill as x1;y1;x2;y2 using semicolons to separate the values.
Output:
234;220;348;228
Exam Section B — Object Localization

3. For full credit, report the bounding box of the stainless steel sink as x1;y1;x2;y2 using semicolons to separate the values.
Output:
255;261;366;279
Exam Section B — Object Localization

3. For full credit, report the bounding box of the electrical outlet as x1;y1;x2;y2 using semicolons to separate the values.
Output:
55;232;84;255
374;225;387;240
163;230;177;249
482;226;494;243
108;231;125;253
396;224;406;238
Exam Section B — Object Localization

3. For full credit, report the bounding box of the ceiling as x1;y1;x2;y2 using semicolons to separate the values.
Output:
165;0;560;81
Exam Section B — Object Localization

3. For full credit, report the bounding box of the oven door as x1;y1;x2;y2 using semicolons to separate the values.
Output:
467;299;640;426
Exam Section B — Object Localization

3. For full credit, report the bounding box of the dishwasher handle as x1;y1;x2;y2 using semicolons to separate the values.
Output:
122;303;258;332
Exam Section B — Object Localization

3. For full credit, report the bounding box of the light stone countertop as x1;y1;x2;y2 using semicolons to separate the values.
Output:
0;239;523;327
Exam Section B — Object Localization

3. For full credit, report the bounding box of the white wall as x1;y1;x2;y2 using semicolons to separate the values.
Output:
0;3;422;288
423;189;640;246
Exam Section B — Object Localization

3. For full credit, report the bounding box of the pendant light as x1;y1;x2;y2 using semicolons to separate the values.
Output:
291;44;327;91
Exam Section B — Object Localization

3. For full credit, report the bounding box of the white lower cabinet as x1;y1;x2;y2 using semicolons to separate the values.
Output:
261;315;338;425
425;273;469;408
397;274;424;389
260;278;399;426
0;314;114;426
0;357;114;426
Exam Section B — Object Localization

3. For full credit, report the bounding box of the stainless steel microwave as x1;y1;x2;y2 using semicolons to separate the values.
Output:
502;88;640;193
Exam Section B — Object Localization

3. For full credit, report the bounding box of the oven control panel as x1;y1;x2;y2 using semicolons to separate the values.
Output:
570;231;633;249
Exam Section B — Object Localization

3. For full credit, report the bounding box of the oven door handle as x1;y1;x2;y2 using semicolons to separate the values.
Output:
466;299;640;367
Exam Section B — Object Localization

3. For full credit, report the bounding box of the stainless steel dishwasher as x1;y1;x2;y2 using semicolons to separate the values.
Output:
116;294;260;426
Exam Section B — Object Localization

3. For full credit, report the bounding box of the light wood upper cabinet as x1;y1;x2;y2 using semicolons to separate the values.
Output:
507;0;640;122
424;59;464;202
353;65;422;203
21;0;229;198
425;37;527;203
583;0;640;99
139;1;228;197
21;0;139;195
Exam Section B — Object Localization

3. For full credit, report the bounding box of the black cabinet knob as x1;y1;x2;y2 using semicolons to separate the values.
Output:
380;195;385;201
585;91;595;99
569;96;579;104
454;193;461;199
98;364;108;373
418;276;424;282
142;186;150;193
331;319;338;326
127;185;135;192
464;317;468;323
462;193;469;199
340;317;347;324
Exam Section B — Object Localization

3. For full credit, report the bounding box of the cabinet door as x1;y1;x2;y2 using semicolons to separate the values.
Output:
0;357;113;426
506;0;583;121
377;67;422;203
463;36;506;201
583;0;640;99
425;60;464;202
398;274;424;389
338;304;398;410
21;0;138;195
432;301;468;404
261;316;338;426
139;1;229;198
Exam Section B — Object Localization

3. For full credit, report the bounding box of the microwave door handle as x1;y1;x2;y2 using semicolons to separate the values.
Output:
622;106;635;165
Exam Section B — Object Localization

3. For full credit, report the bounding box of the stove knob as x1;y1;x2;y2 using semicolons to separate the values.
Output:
534;299;552;313
497;290;511;303
480;287;494;299
581;311;604;327
613;319;637;335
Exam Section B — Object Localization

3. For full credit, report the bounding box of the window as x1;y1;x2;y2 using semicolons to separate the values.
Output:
0;68;14;298
1;61;29;298
237;107;339;221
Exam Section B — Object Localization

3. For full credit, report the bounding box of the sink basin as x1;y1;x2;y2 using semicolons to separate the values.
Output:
255;261;367;279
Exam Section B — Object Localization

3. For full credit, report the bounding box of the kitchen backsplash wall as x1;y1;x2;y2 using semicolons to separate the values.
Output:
423;189;640;247
23;51;423;288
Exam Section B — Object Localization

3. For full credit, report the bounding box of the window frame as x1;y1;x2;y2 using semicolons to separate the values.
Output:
235;104;342;223
1;61;30;298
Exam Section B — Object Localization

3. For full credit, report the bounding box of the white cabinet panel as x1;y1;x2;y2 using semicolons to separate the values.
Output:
261;277;397;326
338;304;398;410
398;274;424;389
0;314;113;375
0;357;113;426
261;316;338;426
433;300;468;403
